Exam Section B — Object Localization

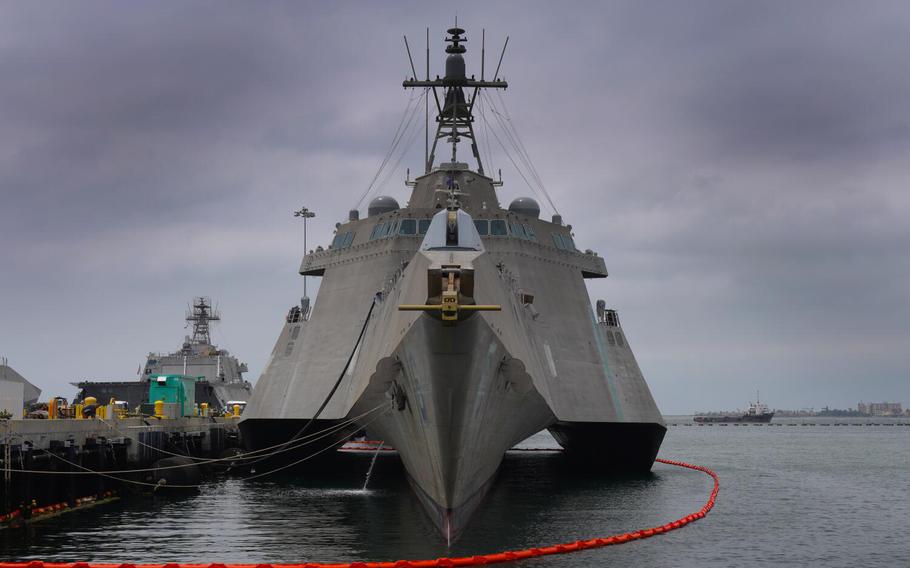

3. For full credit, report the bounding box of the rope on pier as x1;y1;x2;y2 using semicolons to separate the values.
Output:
40;409;387;489
0;458;719;567
4;405;386;481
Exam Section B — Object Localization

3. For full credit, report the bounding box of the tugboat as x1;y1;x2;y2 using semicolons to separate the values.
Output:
694;393;774;423
242;25;666;541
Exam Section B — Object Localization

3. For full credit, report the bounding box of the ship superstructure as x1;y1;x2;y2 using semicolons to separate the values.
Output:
142;297;251;407
242;26;665;540
694;393;774;423
77;298;251;411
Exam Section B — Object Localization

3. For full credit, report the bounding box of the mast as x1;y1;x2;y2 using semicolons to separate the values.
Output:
185;297;220;345
425;27;430;175
404;27;508;174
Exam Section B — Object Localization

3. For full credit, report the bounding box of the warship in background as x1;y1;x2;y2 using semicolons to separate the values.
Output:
694;393;774;423
76;297;251;411
242;25;665;541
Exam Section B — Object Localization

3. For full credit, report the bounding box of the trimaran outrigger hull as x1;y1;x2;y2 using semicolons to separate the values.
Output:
240;25;665;541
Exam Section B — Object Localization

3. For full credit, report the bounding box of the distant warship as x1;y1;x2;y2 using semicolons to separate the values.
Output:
77;297;251;410
242;26;665;540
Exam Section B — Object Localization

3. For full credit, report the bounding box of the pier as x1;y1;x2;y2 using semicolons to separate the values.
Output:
1;416;241;527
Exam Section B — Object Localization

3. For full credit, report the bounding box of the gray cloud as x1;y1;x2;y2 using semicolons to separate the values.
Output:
1;1;908;413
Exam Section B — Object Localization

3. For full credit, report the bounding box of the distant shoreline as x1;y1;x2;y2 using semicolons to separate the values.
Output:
668;410;908;418
663;414;910;421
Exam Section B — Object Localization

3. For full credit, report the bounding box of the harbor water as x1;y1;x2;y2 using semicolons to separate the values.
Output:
2;417;908;567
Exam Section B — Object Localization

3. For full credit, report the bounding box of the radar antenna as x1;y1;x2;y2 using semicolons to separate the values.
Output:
404;27;508;175
185;297;220;345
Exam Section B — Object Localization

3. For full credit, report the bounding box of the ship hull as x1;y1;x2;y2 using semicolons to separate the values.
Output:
548;421;666;470
352;313;555;541
693;412;774;423
239;418;360;468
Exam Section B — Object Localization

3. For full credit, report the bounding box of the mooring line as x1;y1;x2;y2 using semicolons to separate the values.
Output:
0;457;718;567
5;406;387;480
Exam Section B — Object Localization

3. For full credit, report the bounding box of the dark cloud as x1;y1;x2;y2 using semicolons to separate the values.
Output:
1;1;908;413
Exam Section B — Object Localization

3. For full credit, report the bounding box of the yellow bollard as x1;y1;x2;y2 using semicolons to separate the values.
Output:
75;404;84;420
200;402;209;418
97;405;106;420
154;399;165;419
83;396;97;419
194;404;199;417
232;404;241;417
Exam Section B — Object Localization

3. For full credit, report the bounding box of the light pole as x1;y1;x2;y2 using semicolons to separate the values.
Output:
293;206;316;303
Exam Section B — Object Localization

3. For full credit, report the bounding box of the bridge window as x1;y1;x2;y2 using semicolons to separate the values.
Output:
490;219;508;236
332;231;356;249
474;219;489;235
552;233;576;251
399;219;417;235
418;219;432;234
370;223;386;241
510;222;526;239
523;224;537;241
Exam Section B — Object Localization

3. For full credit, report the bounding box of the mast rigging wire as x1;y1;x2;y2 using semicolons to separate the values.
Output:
374;102;427;193
492;91;550;194
476;93;496;178
352;90;419;209
354;89;428;210
484;91;560;215
476;95;543;206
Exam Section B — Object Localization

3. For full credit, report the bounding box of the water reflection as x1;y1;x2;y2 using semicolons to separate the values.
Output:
1;436;682;564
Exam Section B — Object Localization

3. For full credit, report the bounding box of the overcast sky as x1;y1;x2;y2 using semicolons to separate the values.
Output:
1;1;908;414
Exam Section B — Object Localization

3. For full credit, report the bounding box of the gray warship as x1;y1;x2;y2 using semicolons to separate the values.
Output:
242;26;665;540
77;297;251;411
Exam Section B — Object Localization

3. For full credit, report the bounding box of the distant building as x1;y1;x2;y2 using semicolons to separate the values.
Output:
858;401;903;416
0;357;43;417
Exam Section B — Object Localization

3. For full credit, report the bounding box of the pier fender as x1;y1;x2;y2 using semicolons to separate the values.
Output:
148;456;200;490
212;447;246;475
